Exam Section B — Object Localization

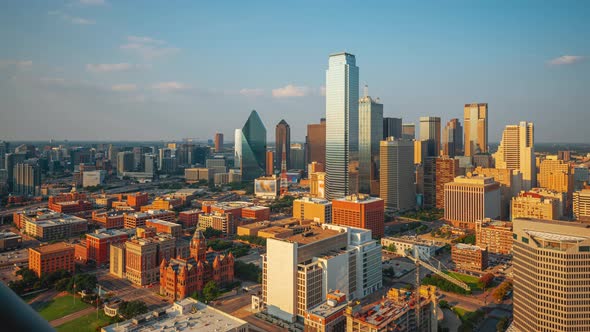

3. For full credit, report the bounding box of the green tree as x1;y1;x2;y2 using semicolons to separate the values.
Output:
203;227;223;239
119;300;148;319
68;273;97;293
234;261;261;282
386;243;397;253
477;273;494;289
202;281;220;302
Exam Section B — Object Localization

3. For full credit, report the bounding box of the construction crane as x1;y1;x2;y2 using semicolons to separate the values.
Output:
404;248;471;331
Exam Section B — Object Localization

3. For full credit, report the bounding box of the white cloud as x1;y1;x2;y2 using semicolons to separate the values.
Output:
39;77;67;85
48;10;95;25
239;88;265;97
548;55;585;66
0;60;32;69
272;84;309;98
86;63;148;73
111;84;137;92
319;85;326;96
121;36;179;59
78;0;106;5
152;81;190;92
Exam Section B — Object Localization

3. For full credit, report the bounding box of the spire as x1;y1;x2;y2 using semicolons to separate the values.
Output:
364;84;368;98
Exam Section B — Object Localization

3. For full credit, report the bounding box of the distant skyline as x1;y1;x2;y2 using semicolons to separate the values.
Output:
0;1;588;142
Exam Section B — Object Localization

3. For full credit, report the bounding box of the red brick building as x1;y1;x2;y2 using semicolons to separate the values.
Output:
331;195;385;237
160;230;234;301
178;209;201;229
29;242;75;278
85;229;129;267
125;192;149;210
92;210;125;229
48;192;93;214
241;206;270;221
124;210;175;229
145;219;182;239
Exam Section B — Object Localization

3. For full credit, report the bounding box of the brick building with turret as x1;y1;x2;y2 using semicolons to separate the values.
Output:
159;229;234;301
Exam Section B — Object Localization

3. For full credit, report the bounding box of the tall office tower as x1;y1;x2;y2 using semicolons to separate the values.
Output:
265;151;274;176
380;138;415;211
423;157;437;208
262;224;382;322
290;143;305;170
214;133;224;152
494;122;536;190
573;166;589;190
414;140;427;165
573;189;590;221
358;95;383;194
13;162;41;196
512;218;590;331
538;156;574;215
144;154;156;174
275;120;291;172
382;117;402;139
557;150;571;161
419;116;441;157
442;118;463;157
435;157;460;209
402;123;415;140
238;110;267;182
473;167;522;220
305;118;326;166
0;141;9;171
444;175;501;229
4;153;25;190
463;103;488;156
234;129;242;169
116;151;134;177
325;52;359;200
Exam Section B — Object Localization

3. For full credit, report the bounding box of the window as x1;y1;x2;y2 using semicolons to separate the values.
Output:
522;237;529;244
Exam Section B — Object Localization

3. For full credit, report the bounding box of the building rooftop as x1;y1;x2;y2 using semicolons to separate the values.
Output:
452;175;497;185
307;291;348;318
87;228;128;239
454;243;484;251
126;210;174;219
145;219;181;227
382;236;437;246
29;214;87;228
333;194;383;204
295;197;332;205
242;205;270;211
101;298;247;332
31;242;74;254
279;226;341;246
0;232;21;240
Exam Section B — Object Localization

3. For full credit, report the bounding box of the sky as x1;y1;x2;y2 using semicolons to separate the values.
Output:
0;0;588;143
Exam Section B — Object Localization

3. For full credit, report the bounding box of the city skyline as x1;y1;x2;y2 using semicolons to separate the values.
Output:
0;2;588;142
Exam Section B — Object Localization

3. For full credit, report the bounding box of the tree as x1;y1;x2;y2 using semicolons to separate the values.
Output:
496;317;509;332
478;273;494;289
234;261;261;283
492;281;513;302
202;281;220;302
68;273;97;293
119;300;148;319
386;243;397;253
203;227;223;239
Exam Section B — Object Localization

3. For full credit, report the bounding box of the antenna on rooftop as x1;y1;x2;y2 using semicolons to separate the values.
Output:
363;84;368;98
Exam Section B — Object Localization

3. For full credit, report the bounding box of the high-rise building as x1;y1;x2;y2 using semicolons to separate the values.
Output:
419;116;441;157
442;118;463;157
494;122;535;190
275;119;291;173
538;156;574;207
306;118;326;166
358;95;383;194
265;150;274;176
463;103;488;156
511;191;560;221
512;218;590;331
13;162;41;196
233;128;242;169
117;151;134;176
332;194;385;237
435;157;460;209
413;140;428;165
214;133;224;152
237;110;267;182
380;138;415;211
473;167;522;220
573;188;590;222
262;224;382;322
423;157;437;208
444;175;501;229
382;117;402;140
290;143;305;170
325;52;359;200
401;123;415;140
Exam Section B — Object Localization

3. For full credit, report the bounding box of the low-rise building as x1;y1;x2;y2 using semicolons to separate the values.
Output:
332;194;384;238
511;191;560;221
304;291;348;332
452;243;488;271
109;243;125;278
198;212;236;235
124;233;178;286
241;206;270;221
92;210;124;229
380;236;441;259
23;212;87;241
573;188;590;222
145;219;183;238
83;170;106;187
123;210;175;229
475;219;513;255
293;197;332;223
140;196;183;211
29;242;75;278
0;232;22;251
185;168;214;184
101;298;249;332
48;192;93;214
85;229;129;267
178;209;201;229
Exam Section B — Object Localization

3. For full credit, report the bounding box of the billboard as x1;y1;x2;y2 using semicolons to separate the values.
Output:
317;179;325;198
255;178;278;197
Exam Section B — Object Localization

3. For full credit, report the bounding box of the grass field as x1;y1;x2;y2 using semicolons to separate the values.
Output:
452;307;470;320
445;271;481;290
56;310;112;332
33;294;91;321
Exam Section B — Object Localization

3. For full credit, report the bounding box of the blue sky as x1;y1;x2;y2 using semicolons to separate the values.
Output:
0;0;588;142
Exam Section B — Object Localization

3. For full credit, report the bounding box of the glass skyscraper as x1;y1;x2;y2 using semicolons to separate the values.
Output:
325;52;359;200
358;95;383;195
238;110;267;182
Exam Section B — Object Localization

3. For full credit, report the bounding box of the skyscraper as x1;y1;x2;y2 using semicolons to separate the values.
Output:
494;122;535;190
463;103;488;156
402;123;415;140
275;120;291;173
214;133;224;152
325;52;359;200
117;151;134;176
442;118;463;157
419;116;441;157
13;162;41;196
380;138;415;211
238;110;267;182
234;129;242;169
383;117;402;140
512;218;590;331
435;157;460;209
358;95;383;194
305;118;326;167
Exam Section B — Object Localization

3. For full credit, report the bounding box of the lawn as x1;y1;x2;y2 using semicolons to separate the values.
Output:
56;310;112;332
33;294;91;321
445;272;481;290
452;307;470;320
